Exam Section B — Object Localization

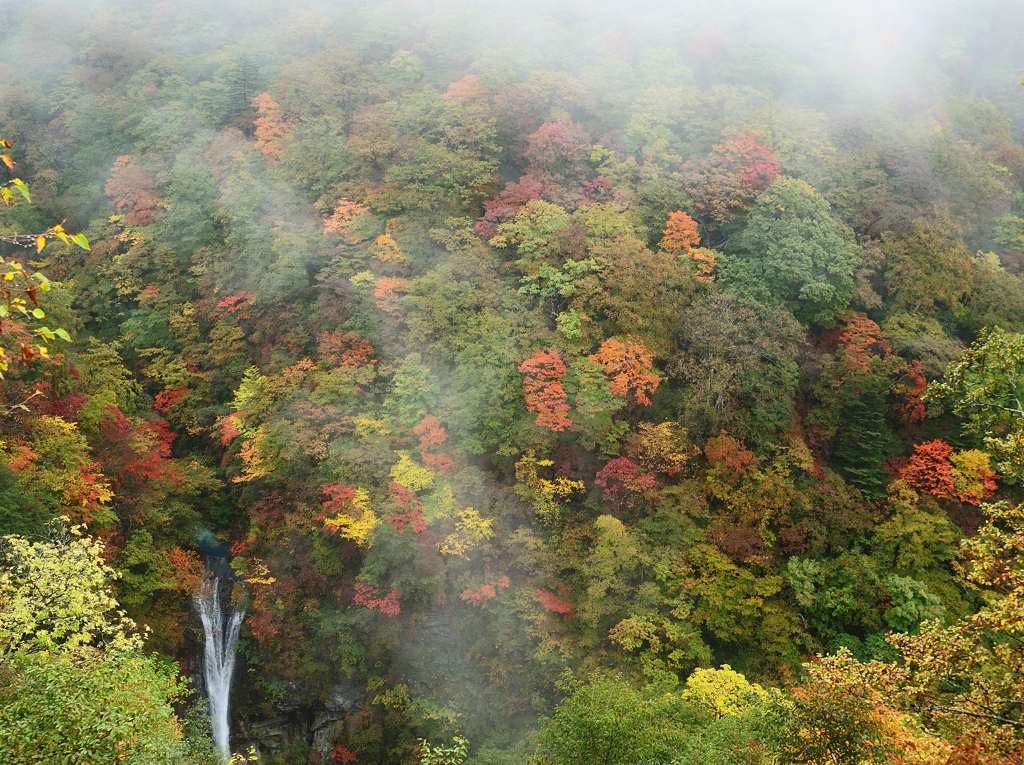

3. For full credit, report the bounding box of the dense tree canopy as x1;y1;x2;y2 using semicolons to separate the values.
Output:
720;177;862;326
3;0;1024;762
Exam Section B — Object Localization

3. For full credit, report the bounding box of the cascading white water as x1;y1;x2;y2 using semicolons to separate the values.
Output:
195;576;245;762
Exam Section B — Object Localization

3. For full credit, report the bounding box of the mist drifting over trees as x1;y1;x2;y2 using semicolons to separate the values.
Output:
3;0;1024;762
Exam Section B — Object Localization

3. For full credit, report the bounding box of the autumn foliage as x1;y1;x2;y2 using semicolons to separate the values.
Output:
589;337;661;406
704;431;755;482
218;413;242;446
536;588;573;615
519;350;572;431
660;211;701;254
105;156;161;226
685;247;718;282
215;292;256;317
153;387;188;414
475;173;552;238
412;416;453;474
319;484;378;545
715;131;780;191
444;73;483;101
625;422;695;477
899;440;997;505
352;582;400;616
460;575;510;607
837;313;892;373
96;406;182;488
688;131;780;224
385;482;427;535
251;92;289;159
323;198;370;238
896;360;928;425
524;121;590;177
166;547;204;593
317;331;376;368
594;456;657;503
332;744;358;763
7;9;1024;762
373;276;410;313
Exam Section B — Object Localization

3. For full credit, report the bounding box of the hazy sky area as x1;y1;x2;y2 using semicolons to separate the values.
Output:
3;0;1023;117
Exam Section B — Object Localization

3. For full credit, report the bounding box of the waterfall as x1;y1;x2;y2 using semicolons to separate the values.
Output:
195;574;245;762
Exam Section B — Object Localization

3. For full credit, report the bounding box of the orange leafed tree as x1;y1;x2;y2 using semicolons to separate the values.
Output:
444;73;483;101
372;232;405;263
373;276;410;313
895;360;927;425
688;131;780;225
332;744;358;763
460;575;510;607
660;211;700;254
837;313;892;373
714;131;779;191
589;337;661;406
166;547;204;593
105;156;161;226
323;198;370;237
352;582;400;616
252;92;289;159
519;350;572;431
413;415;453;474
536;587;573;615
899;440;958;501
594;456;657;503
317;331;376;368
218;413;242;446
686;247;717;282
899;440;998;506
704;431;755;482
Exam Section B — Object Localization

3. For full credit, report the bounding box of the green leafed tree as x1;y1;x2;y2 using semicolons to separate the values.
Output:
927;327;1024;482
720;177;861;326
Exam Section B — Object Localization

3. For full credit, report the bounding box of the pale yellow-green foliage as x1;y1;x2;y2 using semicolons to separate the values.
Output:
233;425;273;483
0;523;142;657
950;448;996;502
587;515;641;589
232;364;309;422
514;451;585;521
682;665;771;718
322;488;379;547
232;367;271;414
439;508;494;557
390;450;435;492
423;481;457;522
72;339;141;436
353;416;390;439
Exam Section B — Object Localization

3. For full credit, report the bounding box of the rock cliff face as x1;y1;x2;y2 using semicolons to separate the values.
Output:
235;679;364;760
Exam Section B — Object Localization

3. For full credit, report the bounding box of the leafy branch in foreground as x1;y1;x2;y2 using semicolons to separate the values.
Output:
0;137;88;378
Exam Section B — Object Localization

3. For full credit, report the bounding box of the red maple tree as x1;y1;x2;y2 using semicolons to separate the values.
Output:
595;456;657;503
519;350;572;431
412;416;453;474
536;588;573;615
352;582;400;616
317;331;376;368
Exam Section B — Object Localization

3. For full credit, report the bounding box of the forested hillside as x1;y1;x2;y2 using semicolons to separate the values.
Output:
3;1;1024;762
